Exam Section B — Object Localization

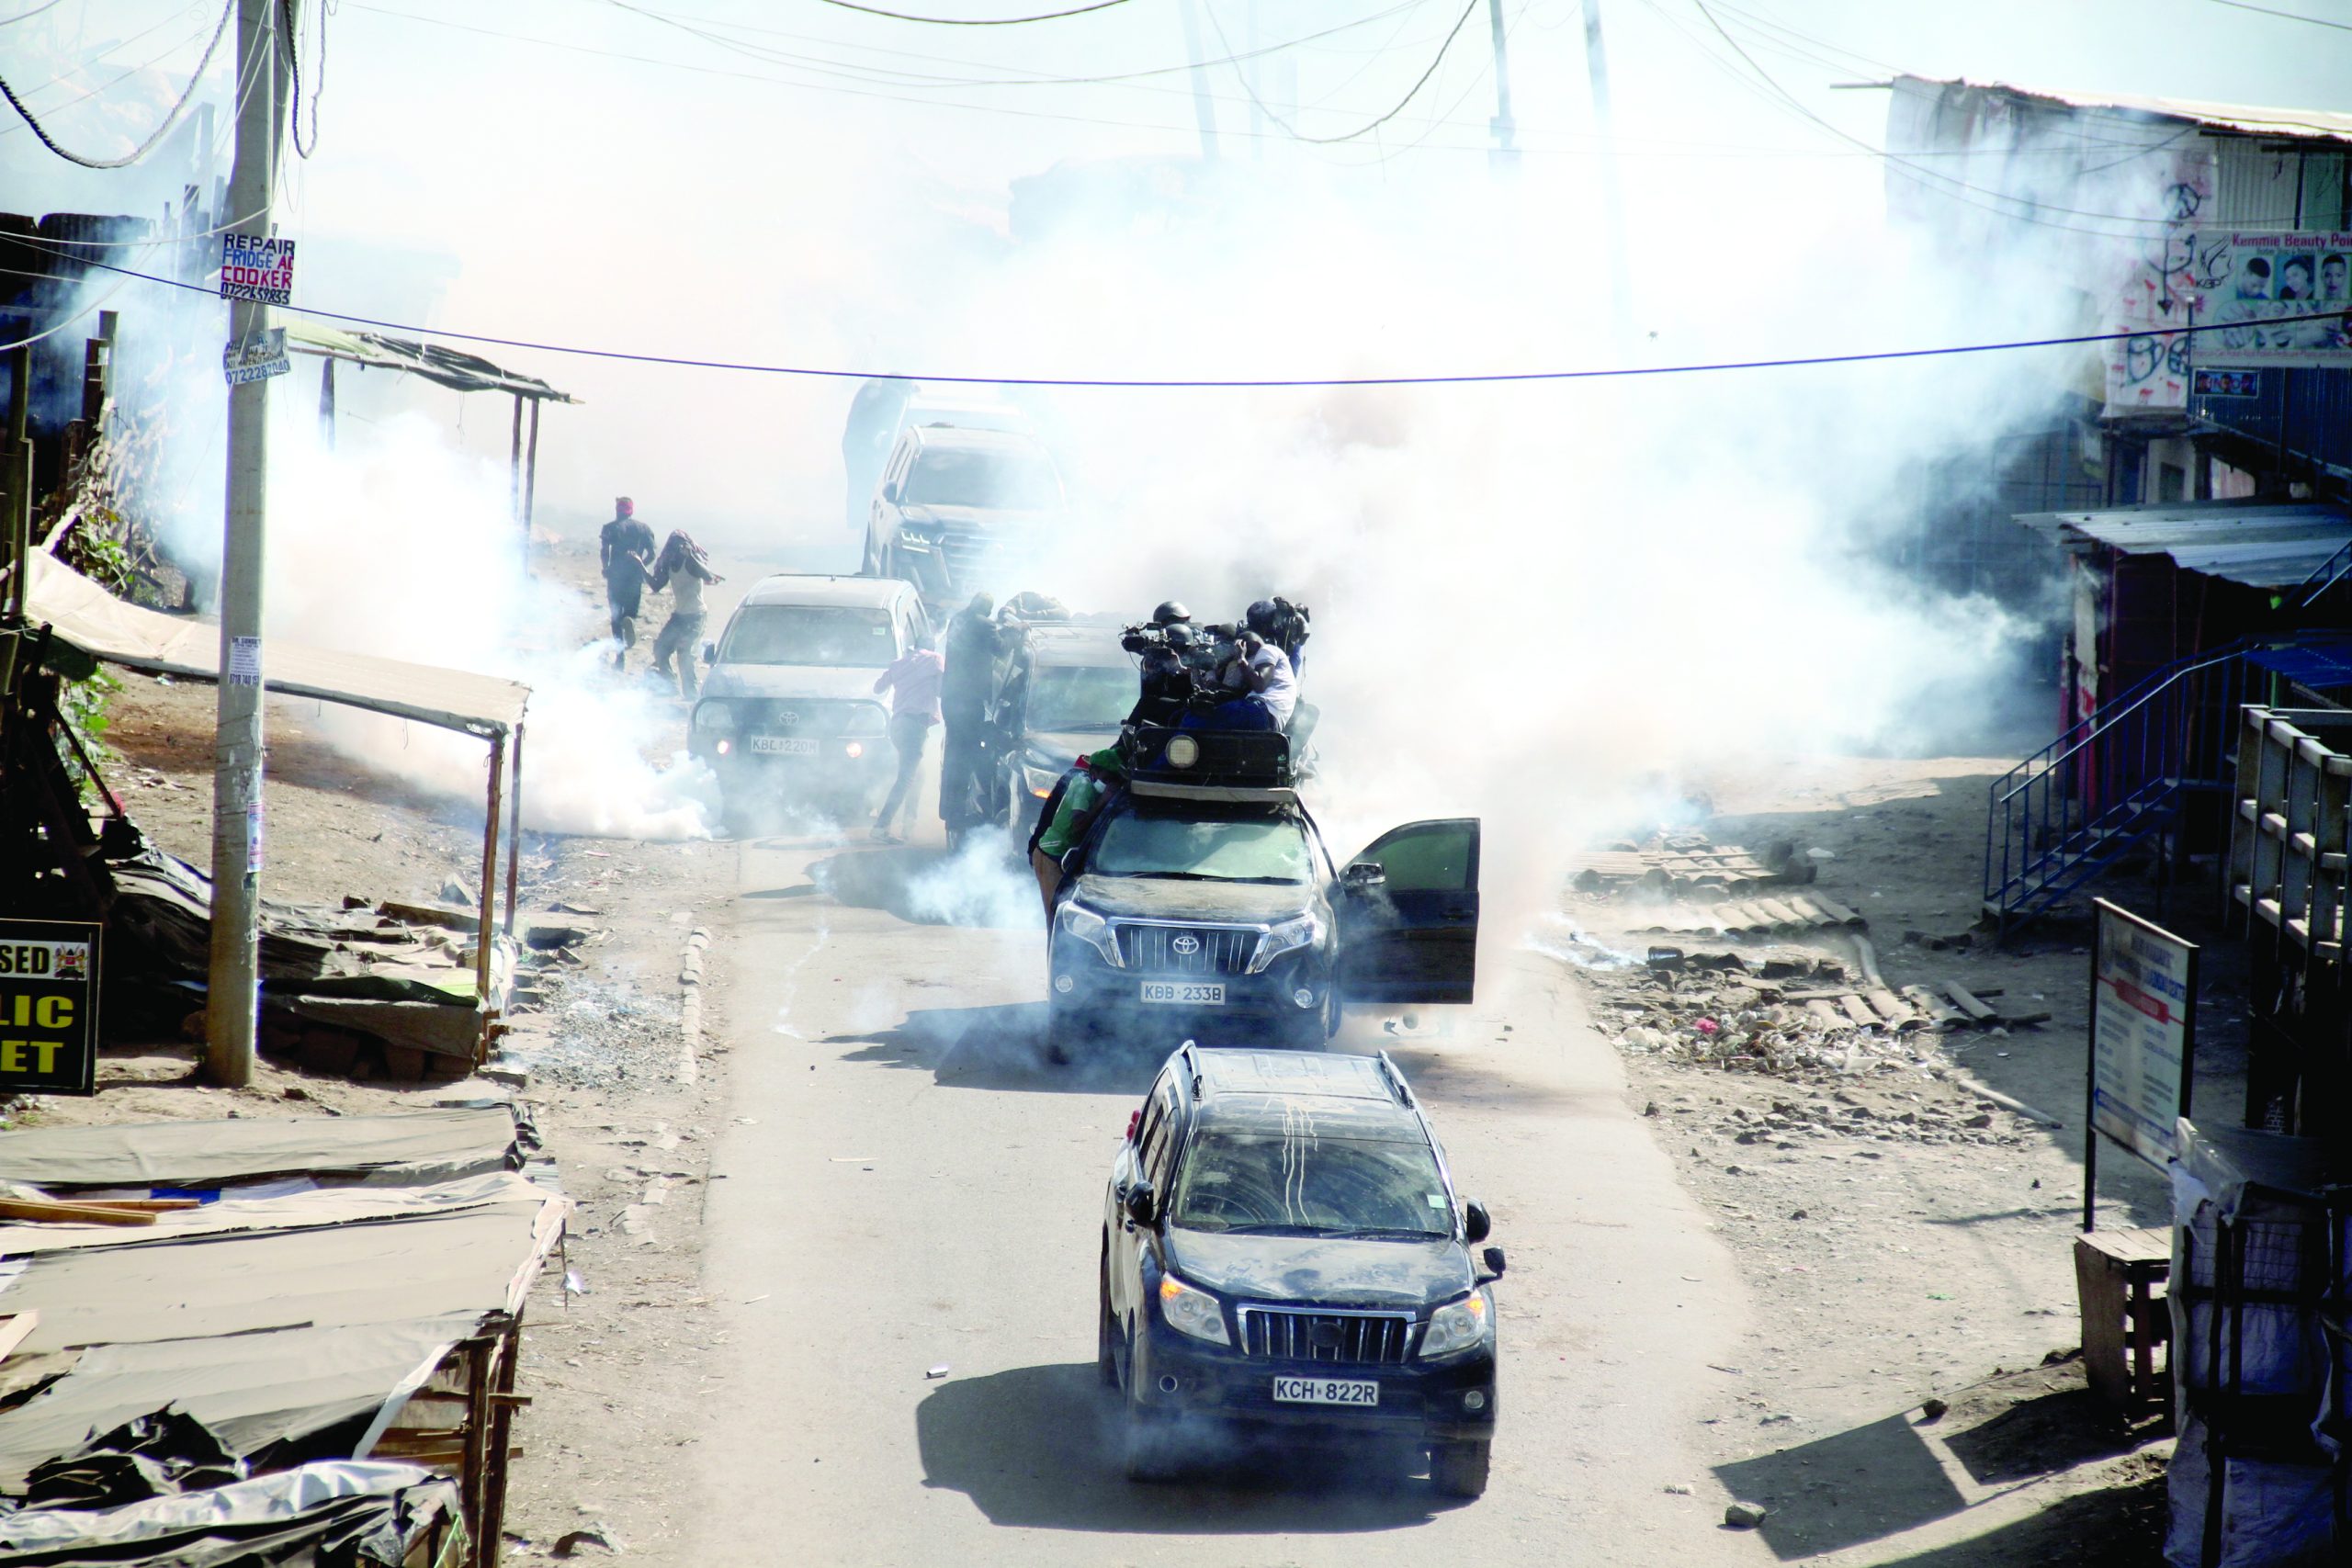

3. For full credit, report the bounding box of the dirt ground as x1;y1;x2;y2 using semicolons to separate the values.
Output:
1540;752;2221;1563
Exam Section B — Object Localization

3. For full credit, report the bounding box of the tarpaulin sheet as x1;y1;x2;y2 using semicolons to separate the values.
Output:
21;550;528;738
0;1459;458;1563
0;1318;480;1487
282;319;577;402
0;1172;543;1256
0;1108;520;1191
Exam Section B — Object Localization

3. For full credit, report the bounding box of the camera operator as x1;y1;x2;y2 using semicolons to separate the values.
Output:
1189;626;1295;733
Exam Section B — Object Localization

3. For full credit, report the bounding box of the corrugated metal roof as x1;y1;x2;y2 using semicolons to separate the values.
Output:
2014;502;2352;589
1905;76;2352;144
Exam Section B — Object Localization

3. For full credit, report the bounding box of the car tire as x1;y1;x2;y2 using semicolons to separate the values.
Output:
1097;1252;1120;1389
1123;1330;1176;1483
1430;1439;1490;1499
1045;1002;1081;1066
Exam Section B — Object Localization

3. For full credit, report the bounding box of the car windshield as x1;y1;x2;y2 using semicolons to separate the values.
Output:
1090;812;1310;883
1170;1130;1452;1237
1027;665;1132;732
904;447;1061;510
720;605;898;668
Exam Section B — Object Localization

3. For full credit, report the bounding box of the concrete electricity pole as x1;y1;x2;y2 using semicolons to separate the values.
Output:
1486;0;1518;169
1581;0;1635;341
207;0;289;1086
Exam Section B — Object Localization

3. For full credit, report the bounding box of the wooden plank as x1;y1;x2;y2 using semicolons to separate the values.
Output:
0;1311;39;1361
1943;983;1998;1023
0;1198;156;1226
1838;994;1880;1030
1901;984;1963;1029
62;1198;201;1213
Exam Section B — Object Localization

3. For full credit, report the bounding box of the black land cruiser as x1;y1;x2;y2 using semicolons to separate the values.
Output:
1099;1044;1504;1495
1045;728;1480;1059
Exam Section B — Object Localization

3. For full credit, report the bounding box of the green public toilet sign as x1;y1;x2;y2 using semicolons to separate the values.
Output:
0;918;101;1096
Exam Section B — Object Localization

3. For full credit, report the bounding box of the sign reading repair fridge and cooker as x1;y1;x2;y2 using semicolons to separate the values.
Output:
2083;899;2195;1231
0;918;101;1097
218;231;296;306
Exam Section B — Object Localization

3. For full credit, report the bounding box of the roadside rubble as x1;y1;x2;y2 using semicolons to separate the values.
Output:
0;1103;565;1567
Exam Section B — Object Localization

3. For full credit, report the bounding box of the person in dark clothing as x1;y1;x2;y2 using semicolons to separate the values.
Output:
598;498;657;671
939;592;1000;842
649;531;723;699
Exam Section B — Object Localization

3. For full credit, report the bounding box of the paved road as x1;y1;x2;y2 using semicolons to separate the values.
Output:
689;829;1774;1565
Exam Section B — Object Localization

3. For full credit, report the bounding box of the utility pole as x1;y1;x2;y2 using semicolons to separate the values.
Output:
1486;0;1518;170
207;0;288;1087
1177;0;1220;161
1582;0;1635;344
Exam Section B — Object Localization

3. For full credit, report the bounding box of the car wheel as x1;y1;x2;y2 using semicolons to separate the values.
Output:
1123;1329;1176;1483
1097;1252;1120;1389
1045;1001;1082;1066
1431;1438;1490;1499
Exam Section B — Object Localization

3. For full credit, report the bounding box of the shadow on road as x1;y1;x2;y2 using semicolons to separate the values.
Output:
916;1363;1454;1534
833;1002;1168;1095
1713;1414;1964;1559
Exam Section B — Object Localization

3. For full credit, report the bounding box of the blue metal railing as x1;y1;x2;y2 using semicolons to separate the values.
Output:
1984;643;2255;935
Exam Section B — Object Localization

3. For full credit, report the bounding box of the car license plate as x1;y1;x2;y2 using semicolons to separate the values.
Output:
1272;1377;1378;1407
1139;981;1225;1005
750;736;817;756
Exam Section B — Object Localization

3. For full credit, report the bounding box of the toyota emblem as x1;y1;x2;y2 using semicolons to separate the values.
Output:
1172;933;1202;956
776;711;797;728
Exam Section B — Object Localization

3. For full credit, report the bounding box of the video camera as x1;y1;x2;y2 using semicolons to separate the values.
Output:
1119;619;1237;669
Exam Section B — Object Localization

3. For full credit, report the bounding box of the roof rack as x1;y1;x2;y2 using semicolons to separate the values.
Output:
1124;722;1295;799
1374;1051;1417;1109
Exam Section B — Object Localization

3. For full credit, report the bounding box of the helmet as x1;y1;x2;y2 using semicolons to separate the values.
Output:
1151;601;1191;626
1246;600;1281;637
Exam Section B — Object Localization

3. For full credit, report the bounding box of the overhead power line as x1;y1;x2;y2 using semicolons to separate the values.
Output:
23;240;2341;390
2206;0;2352;33
1205;0;1484;144
811;0;1130;23
0;0;237;169
0;0;71;29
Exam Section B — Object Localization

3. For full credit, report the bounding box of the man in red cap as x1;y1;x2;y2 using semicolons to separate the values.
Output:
598;497;656;671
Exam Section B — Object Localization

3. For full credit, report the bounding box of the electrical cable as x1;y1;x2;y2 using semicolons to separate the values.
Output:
19;239;2343;391
2206;0;2352;33
0;0;236;169
811;0;1128;23
0;0;70;29
1204;0;1482;145
0;8;223;141
284;0;324;158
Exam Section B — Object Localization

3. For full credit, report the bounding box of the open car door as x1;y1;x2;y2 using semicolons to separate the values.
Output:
1335;818;1481;1006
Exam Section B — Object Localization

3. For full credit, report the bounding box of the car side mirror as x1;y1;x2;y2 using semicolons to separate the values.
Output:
1464;1200;1491;1244
1125;1182;1157;1226
1478;1246;1507;1282
700;639;718;665
1342;862;1386;893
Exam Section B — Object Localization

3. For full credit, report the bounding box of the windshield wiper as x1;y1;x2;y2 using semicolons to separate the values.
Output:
1322;1226;1448;1240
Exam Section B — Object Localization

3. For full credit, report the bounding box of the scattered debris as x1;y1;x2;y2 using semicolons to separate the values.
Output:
1724;1500;1770;1528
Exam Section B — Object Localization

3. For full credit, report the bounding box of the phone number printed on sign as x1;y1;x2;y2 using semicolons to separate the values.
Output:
0;918;101;1097
219;232;296;305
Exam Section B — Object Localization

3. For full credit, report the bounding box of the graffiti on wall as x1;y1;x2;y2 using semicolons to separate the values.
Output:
2106;150;2217;415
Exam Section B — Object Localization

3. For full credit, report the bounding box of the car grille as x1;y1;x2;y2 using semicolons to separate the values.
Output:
1238;1306;1417;1365
731;698;886;736
934;524;1043;586
1115;922;1256;975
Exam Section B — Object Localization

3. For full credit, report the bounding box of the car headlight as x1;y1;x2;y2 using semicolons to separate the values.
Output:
1419;1293;1490;1359
1023;764;1061;798
898;527;938;550
1249;911;1323;974
1053;901;1123;968
692;702;736;733
1158;1274;1230;1347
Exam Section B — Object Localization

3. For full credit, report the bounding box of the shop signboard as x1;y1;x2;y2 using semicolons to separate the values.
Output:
2084;899;2196;1229
0;918;101;1097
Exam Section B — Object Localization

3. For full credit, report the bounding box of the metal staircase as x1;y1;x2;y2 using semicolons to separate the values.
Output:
1984;645;2255;935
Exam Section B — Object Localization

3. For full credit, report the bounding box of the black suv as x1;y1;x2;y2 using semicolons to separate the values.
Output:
1046;730;1480;1058
1099;1045;1503;1495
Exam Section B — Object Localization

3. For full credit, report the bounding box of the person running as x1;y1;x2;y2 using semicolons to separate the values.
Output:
939;592;1000;843
870;635;945;842
650;531;723;699
598;498;657;671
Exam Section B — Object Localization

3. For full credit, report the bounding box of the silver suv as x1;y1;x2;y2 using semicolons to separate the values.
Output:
862;424;1067;604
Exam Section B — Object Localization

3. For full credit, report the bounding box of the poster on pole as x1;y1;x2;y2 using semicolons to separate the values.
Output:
0;918;102;1097
2088;899;2197;1174
219;233;296;305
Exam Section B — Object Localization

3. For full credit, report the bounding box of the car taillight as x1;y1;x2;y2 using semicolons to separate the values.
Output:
1125;1109;1141;1142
